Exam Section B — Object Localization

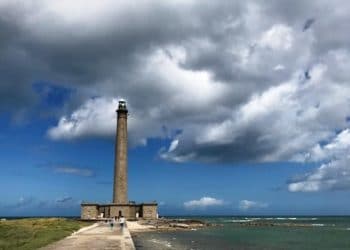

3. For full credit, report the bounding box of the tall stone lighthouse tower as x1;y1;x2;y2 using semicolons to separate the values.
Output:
81;99;158;220
113;99;128;204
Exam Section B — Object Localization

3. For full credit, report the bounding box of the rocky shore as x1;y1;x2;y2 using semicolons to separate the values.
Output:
127;218;210;233
128;219;211;250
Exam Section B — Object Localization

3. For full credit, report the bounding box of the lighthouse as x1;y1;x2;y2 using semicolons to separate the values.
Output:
81;99;157;220
113;100;128;204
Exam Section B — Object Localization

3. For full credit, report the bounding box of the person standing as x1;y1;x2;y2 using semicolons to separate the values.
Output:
110;217;115;230
119;215;125;231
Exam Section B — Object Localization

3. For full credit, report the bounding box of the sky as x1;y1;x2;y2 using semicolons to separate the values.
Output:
1;0;350;217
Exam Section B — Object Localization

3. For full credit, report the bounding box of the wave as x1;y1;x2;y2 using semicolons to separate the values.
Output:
230;219;254;223
149;239;172;248
311;224;324;227
232;217;318;221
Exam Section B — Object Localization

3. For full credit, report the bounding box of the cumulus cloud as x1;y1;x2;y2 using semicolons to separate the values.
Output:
239;200;268;210
288;158;350;192
296;129;350;163
1;1;350;192
259;24;294;50
163;64;350;164
48;98;119;140
48;47;228;145
288;129;350;192
184;197;224;209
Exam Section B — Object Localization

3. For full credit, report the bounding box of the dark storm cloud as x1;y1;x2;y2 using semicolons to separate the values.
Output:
0;1;243;116
2;1;350;194
163;128;279;163
0;1;313;111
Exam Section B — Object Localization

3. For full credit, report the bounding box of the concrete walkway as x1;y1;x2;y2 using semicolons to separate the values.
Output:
40;222;135;250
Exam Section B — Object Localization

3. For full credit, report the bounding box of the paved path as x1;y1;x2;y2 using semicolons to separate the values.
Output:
40;222;135;250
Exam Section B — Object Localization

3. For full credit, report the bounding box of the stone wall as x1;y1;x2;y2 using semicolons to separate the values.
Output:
142;204;158;219
81;203;157;220
109;205;134;219
81;204;99;219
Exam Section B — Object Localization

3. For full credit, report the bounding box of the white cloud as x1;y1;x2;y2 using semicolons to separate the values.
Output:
141;48;228;109
259;24;294;50
273;64;285;71
239;200;268;210
48;47;228;146
160;151;196;163
47;97;118;140
168;140;179;152
53;166;94;177
288;129;350;192
288;157;350;192
184;197;224;209
296;129;350;163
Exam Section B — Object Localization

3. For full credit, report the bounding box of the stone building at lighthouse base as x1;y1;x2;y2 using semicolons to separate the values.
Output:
81;202;158;220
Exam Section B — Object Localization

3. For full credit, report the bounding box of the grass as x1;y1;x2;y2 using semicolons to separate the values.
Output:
0;218;92;250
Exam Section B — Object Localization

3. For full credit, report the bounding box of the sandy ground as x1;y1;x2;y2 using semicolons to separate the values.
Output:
40;222;135;250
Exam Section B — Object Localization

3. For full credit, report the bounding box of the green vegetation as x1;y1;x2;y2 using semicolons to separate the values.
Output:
0;218;92;250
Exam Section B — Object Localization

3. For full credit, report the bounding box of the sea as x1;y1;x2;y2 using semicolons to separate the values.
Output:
132;216;350;250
